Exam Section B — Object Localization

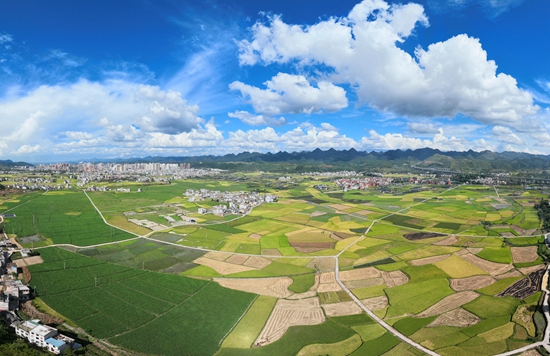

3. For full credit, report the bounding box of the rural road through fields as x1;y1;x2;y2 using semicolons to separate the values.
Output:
28;185;548;356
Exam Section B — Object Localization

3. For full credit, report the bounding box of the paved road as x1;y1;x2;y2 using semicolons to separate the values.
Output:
25;185;550;355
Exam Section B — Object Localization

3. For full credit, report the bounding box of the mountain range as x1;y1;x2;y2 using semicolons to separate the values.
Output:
6;148;550;173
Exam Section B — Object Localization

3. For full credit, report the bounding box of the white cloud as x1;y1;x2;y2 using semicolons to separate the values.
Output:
43;50;86;67
360;128;492;152
12;145;41;154
238;0;538;127
408;122;440;134
228;110;287;126
64;131;94;140
0;33;13;44
492;126;523;145
229;73;348;116
428;0;527;17
0;80;204;155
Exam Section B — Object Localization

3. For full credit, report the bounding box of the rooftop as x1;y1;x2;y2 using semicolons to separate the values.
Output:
45;337;66;348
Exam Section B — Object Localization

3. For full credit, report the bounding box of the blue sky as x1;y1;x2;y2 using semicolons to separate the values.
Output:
0;0;549;163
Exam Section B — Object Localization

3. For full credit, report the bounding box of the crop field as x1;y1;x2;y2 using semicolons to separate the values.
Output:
6;191;136;247
29;247;256;355
6;177;549;356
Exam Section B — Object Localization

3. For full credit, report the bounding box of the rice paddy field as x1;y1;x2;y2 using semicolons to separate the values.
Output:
3;175;549;356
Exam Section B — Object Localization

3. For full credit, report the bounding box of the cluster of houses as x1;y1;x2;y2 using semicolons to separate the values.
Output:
333;177;394;191
0;237;78;354
14;319;78;354
405;177;452;185
0;239;30;311
185;189;277;216
302;171;360;177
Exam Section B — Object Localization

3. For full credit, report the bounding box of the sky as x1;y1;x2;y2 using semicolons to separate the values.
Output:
0;0;549;163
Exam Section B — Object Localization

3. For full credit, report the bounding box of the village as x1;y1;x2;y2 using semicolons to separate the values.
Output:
184;189;278;216
0;216;80;354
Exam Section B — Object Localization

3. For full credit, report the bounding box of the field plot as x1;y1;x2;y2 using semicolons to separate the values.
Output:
6;181;547;356
8;191;136;246
254;298;325;346
80;238;206;273
29;247;256;356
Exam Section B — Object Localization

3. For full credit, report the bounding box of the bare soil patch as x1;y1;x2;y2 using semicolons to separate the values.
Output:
319;272;336;284
332;232;355;239
10;237;23;249
410;254;451;266
450;276;496;292
467;247;483;255
310;211;326;217
194;257;255;275
496;270;523;279
289;242;334;250
22;266;31;283
355;210;375;216
339;267;381;281
322;301;363;317
329;204;351;211
215;277;294;298
344;278;384;289
204;251;229;261
21;301;63;325
317;282;342;293
13;256;44;267
511;246;539;263
307;258;335;272
261;249;282;256
403;232;446;241
255;298;325;346
361;296;388;311
382;271;408;287
318;272;343;292
519;350;542;356
460;253;514;276
427;308;481;328
243;256;272;269
249;233;262;239
519;265;545;276
417;291;479;317
498;268;545;299
434;235;457;246
225;254;248;265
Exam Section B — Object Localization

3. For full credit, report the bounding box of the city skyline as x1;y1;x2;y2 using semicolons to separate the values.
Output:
0;0;549;163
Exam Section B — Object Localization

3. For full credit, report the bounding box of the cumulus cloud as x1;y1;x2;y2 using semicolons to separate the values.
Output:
360;128;492;152
134;85;202;134
0;80;204;156
408;122;441;134
13;145;41;154
223;123;357;151
228;110;287;126
492;126;523;145
229;73;348;116
64;131;94;140
237;0;538;127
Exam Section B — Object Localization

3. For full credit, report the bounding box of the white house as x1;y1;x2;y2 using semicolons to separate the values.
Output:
14;319;75;354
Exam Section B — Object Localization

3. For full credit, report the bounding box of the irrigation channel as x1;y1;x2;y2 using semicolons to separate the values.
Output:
9;187;550;355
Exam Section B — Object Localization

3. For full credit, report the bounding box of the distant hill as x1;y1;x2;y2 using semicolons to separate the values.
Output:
0;159;33;168
81;147;550;173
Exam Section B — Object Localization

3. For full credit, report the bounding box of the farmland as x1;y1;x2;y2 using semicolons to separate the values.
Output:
2;173;549;355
